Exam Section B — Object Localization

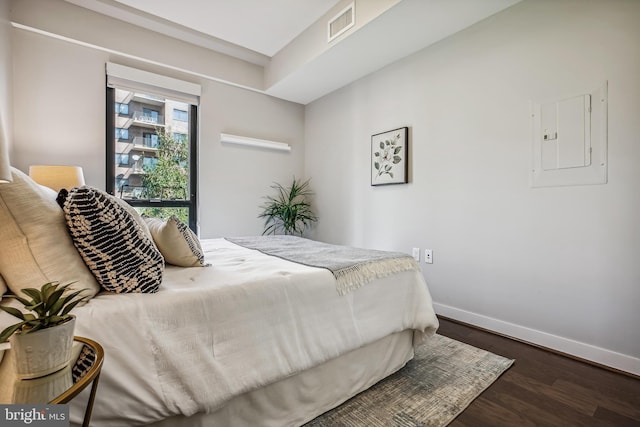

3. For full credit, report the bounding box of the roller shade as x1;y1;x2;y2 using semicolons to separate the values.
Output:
106;62;200;105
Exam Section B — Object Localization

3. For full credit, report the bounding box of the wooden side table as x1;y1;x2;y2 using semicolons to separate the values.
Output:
0;336;104;427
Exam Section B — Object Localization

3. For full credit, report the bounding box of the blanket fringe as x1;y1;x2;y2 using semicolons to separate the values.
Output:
334;257;420;295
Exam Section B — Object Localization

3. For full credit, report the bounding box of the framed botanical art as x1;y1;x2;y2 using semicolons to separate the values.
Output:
371;127;408;186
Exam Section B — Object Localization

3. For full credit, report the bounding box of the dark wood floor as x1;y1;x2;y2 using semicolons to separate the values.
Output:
436;317;640;427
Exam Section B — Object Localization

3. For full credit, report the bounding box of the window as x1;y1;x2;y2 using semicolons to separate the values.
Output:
106;63;200;231
143;132;159;148
107;87;198;231
115;174;129;191
115;102;129;115
142;156;158;170
116;128;129;140
173;109;188;121
116;153;129;165
109;91;196;228
173;132;188;143
142;108;160;124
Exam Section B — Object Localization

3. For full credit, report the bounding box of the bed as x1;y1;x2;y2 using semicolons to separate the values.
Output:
0;167;439;427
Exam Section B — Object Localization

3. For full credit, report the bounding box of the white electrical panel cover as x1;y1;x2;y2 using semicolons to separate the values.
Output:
531;82;607;187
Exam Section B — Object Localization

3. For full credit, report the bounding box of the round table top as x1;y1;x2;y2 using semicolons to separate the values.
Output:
0;336;103;404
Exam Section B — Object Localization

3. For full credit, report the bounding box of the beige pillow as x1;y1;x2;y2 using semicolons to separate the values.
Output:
0;273;6;297
144;216;206;267
0;168;100;300
112;196;154;242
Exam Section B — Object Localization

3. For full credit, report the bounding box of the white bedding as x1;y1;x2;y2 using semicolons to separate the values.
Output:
69;238;439;426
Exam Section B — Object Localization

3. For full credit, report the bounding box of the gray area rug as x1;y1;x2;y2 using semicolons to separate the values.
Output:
305;334;514;427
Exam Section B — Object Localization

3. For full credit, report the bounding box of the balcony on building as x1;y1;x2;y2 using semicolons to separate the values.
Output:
131;93;165;107
132;111;165;129
132;136;160;152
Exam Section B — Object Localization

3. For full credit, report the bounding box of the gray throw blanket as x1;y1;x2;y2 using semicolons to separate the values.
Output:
226;236;419;295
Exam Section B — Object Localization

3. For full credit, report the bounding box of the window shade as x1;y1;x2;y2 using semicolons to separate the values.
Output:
106;63;201;105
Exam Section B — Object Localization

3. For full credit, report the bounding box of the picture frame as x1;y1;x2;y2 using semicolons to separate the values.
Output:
371;127;408;186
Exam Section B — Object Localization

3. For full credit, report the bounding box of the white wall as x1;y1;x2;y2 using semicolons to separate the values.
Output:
11;0;265;91
305;0;640;374
198;79;305;238
10;8;305;238
0;0;12;170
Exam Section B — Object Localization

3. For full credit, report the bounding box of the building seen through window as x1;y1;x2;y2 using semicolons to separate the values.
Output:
107;87;197;230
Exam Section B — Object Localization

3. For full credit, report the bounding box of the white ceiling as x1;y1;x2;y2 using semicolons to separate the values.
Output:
66;0;523;104
110;0;342;57
66;0;340;59
266;0;524;104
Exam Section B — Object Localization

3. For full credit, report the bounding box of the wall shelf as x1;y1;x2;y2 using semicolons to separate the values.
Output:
220;133;291;152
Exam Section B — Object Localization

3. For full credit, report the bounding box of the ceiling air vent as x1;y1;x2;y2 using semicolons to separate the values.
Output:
328;2;355;43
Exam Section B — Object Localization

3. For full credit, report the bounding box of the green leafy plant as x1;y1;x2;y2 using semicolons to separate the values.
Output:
140;128;190;224
0;282;87;343
258;177;318;236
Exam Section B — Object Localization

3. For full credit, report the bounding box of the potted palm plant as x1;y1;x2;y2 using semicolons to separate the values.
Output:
0;282;87;379
258;177;318;236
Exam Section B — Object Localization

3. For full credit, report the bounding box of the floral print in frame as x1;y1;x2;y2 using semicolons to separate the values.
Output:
371;127;408;186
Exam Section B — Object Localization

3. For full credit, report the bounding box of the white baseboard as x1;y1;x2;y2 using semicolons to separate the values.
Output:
433;302;640;377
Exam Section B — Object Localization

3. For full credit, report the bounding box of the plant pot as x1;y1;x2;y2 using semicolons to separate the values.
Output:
10;316;76;379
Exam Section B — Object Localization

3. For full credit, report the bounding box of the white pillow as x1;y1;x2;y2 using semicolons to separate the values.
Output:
144;216;206;267
0;168;100;301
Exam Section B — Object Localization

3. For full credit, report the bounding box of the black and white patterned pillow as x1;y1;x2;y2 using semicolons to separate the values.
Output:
59;186;164;293
72;344;96;383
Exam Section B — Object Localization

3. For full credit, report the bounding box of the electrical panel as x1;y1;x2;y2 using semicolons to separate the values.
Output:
531;82;607;187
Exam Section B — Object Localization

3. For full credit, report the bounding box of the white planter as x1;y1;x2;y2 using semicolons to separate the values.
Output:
11;316;76;379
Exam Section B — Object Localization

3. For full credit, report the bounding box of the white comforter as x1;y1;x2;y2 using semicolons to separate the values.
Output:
70;238;439;426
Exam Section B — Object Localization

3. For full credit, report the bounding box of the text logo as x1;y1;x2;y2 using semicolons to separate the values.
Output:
0;405;69;426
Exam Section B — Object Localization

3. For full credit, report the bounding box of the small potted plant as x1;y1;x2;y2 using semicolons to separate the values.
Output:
0;282;87;379
258;177;318;236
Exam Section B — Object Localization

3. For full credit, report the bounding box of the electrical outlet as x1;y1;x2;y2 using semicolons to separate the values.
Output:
424;249;433;264
412;248;420;262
